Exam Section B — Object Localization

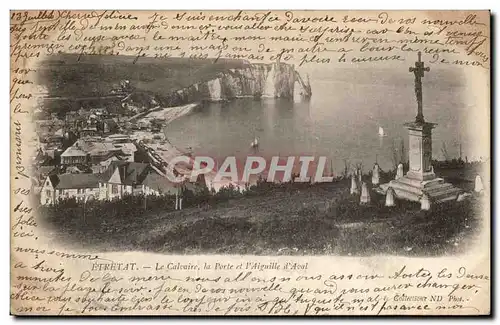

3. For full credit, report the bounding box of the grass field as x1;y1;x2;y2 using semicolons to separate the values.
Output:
39;178;484;257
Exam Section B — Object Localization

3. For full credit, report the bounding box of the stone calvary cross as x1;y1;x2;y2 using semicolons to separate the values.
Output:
409;51;430;123
376;50;462;205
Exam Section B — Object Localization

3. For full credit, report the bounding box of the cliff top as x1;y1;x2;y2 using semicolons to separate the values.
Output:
37;54;252;99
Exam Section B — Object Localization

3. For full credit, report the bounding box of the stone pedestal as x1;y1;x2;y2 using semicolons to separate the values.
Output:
379;176;461;203
405;121;436;177
377;120;462;203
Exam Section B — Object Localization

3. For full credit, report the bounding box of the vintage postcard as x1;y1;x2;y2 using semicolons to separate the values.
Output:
10;10;490;315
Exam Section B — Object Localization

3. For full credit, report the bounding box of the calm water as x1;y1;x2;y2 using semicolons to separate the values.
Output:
164;71;472;177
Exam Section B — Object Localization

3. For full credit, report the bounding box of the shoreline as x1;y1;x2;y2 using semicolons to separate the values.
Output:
131;101;249;191
130;102;215;185
139;102;200;125
130;102;199;143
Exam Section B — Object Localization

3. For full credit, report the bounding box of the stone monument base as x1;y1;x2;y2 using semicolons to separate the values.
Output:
376;174;463;203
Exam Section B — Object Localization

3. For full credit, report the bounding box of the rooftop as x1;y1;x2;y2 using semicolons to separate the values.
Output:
64;139;137;157
142;172;179;193
102;161;152;185
61;146;87;157
49;173;100;189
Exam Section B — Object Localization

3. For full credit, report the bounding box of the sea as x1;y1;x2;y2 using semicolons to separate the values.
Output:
163;67;481;179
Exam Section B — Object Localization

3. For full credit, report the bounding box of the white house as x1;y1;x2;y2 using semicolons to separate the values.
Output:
98;161;180;199
60;144;88;165
61;138;137;167
40;174;100;205
98;161;149;200
40;162;187;205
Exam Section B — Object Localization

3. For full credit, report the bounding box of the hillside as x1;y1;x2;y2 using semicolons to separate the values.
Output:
40;177;482;256
37;54;249;98
36;54;311;114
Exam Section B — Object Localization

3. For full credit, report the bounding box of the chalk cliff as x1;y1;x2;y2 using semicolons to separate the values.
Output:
38;55;312;114
157;63;312;106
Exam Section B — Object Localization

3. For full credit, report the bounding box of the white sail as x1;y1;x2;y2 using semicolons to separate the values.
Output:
251;137;258;148
378;126;385;137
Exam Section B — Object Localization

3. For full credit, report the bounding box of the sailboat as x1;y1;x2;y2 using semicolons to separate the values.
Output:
250;136;259;148
378;126;387;137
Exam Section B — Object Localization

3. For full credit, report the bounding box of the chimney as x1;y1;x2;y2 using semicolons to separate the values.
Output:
120;164;127;182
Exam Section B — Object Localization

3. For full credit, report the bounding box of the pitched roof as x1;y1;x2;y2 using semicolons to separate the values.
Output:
102;161;151;185
54;128;64;137
49;173;100;189
142;172;178;193
112;142;136;153
93;151;127;164
61;146;87;157
86;142;118;155
66;166;85;173
38;166;56;175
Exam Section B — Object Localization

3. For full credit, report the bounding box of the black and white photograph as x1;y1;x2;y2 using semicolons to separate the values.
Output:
10;9;491;316
32;51;487;256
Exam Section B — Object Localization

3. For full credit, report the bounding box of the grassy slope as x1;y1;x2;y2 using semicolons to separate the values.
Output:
41;178;483;257
37;54;249;98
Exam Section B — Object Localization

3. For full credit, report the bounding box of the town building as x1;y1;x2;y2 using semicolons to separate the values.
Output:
89;108;109;118
60;143;88;165
60;137;137;167
142;172;179;196
40;173;101;205
91;152;127;174
40;163;180;205
101;118;119;134
100;161;183;199
80;126;98;137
